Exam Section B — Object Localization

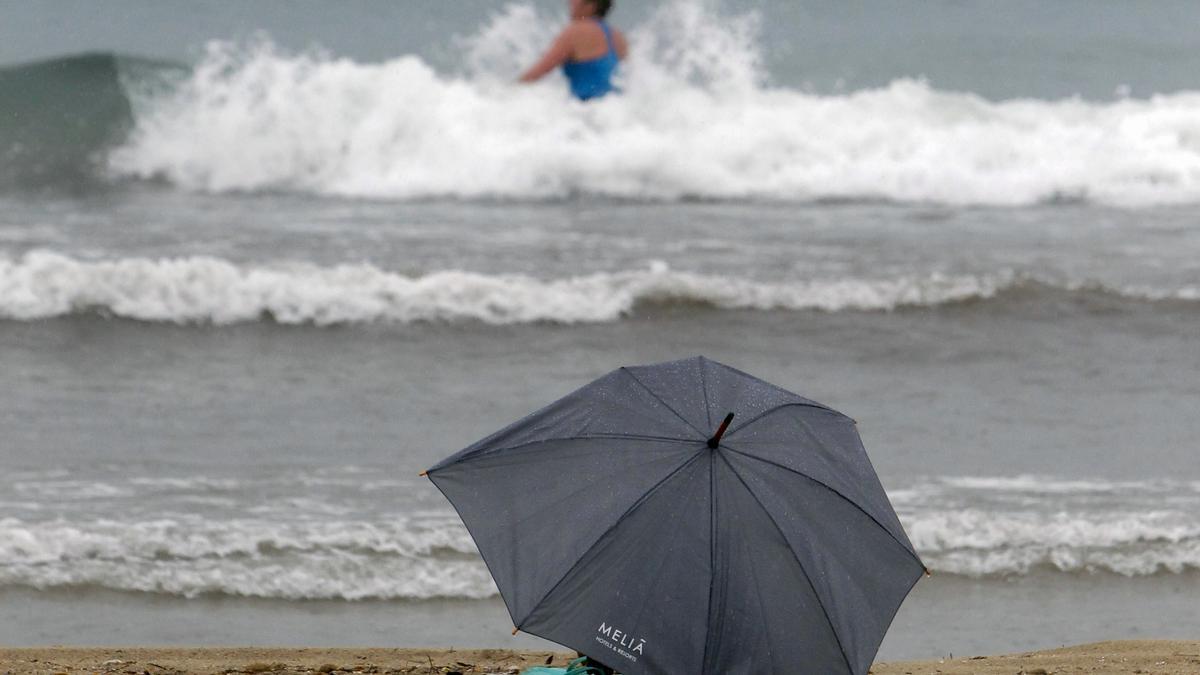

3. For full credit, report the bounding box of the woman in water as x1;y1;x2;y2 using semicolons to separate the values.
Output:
519;0;628;101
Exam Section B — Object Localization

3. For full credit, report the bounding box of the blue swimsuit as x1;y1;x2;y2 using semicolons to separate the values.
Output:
562;20;619;101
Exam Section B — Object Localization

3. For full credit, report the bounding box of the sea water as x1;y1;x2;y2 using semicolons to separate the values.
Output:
1;0;1198;659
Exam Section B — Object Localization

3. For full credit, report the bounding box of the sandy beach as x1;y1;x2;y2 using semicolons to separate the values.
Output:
3;642;1198;674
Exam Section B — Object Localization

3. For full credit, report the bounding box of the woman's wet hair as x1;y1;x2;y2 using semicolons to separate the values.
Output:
589;0;613;18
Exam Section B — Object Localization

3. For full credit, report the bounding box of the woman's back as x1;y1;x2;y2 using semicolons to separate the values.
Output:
565;19;619;62
561;19;621;100
518;0;627;101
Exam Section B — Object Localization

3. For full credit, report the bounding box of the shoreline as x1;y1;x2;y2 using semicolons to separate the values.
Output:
3;642;1198;674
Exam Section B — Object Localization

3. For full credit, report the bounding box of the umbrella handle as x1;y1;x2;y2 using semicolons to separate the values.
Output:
707;412;735;449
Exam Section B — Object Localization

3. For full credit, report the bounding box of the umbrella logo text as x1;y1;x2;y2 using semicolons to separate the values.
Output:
596;621;646;662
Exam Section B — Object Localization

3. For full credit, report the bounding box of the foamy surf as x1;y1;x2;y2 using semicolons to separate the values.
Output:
0;250;999;324
2;250;1196;326
100;2;1200;206
892;476;1200;578
2;472;1197;601
0;516;496;601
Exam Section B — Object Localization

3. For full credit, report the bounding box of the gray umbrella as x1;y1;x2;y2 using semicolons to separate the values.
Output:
424;356;925;675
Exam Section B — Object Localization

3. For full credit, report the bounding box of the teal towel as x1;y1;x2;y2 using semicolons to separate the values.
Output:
520;657;608;675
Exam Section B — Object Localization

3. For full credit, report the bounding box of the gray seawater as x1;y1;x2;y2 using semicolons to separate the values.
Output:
2;0;1199;661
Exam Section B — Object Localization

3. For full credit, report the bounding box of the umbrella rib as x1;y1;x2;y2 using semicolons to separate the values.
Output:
624;459;703;635
700;450;717;675
727;401;850;438
514;449;706;630
743;521;785;674
503;450;705;531
441;433;697;468
722;444;924;570
717;452;856;675
620;367;706;438
708;360;839;419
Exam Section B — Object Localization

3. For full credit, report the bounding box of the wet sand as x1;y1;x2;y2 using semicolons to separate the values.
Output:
2;641;1198;674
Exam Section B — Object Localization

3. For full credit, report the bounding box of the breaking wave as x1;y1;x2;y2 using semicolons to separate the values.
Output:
2;250;1196;325
0;515;494;601
896;476;1200;578
103;3;1200;206
2;472;1198;600
9;3;1200;205
0;52;181;190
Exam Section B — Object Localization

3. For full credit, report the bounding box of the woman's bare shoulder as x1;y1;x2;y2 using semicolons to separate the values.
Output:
562;19;595;36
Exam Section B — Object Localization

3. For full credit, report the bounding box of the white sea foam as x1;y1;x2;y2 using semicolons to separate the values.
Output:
905;509;1200;577
1;474;1197;600
936;475;1180;494
1;506;1195;601
0;516;497;601
0;250;1018;324
12;480;133;500
2;251;1196;325
107;2;1200;206
894;475;1200;578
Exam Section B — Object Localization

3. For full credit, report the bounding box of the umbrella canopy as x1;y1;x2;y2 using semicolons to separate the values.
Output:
424;356;925;675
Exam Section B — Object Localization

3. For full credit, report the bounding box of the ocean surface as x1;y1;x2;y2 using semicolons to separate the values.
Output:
2;0;1198;661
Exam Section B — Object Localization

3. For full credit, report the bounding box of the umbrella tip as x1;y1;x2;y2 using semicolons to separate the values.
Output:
419;470;428;477
924;567;932;577
707;412;736;449
512;626;520;635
